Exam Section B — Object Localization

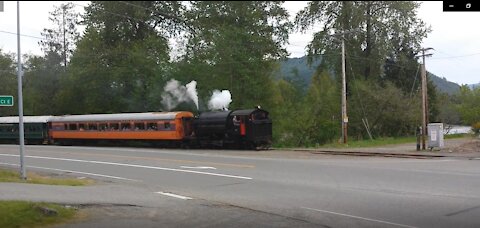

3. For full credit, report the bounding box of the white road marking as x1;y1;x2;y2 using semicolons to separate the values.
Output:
26;145;210;157
398;168;480;176
0;162;138;181
156;192;193;200
0;153;252;180
24;145;257;161
393;159;457;163
180;166;217;170
301;207;417;228
9;145;465;163
21;147;254;168
324;159;459;164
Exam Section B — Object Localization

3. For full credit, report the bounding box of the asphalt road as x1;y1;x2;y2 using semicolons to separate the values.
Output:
0;144;479;228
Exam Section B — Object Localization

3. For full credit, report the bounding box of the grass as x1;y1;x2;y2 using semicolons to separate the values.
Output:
0;169;94;186
319;136;417;148
317;133;472;149
0;201;77;228
444;133;470;139
0;169;92;227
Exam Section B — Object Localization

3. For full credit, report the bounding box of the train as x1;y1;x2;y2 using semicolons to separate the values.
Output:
0;107;272;150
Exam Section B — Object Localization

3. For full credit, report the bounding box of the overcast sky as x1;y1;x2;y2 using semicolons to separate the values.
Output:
0;1;479;85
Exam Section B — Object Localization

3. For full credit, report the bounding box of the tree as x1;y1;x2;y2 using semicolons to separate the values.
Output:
457;85;480;126
426;74;439;123
269;79;303;146
176;1;292;110
20;3;81;115
294;1;433;140
299;71;340;145
23;53;64;115
383;47;419;92
39;2;80;70
347;79;421;138
295;1;430;82
0;50;17;116
437;92;461;126
57;1;185;114
271;71;340;147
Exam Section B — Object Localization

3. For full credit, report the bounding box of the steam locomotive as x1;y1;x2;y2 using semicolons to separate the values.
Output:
0;107;272;150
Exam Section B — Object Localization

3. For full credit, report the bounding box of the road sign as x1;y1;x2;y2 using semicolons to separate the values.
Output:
0;95;14;106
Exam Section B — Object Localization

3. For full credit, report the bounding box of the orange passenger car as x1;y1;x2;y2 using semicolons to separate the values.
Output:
48;112;194;145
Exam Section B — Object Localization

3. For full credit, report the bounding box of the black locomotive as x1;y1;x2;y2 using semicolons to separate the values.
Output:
193;107;272;149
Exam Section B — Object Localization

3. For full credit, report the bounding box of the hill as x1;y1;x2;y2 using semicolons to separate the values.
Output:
277;56;461;95
469;83;480;89
275;56;321;89
428;73;461;95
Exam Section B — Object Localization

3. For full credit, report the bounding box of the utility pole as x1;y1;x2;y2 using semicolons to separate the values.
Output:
419;47;433;150
17;1;26;179
341;35;348;144
62;5;67;71
333;28;360;144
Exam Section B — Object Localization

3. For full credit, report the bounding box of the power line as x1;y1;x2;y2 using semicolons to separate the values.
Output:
409;64;421;99
286;44;309;48
0;30;44;40
430;52;480;59
345;51;371;138
0;37;431;71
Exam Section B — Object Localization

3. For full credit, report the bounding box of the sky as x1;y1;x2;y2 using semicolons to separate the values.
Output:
0;1;479;85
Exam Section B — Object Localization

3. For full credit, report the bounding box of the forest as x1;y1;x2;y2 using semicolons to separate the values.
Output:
1;1;479;147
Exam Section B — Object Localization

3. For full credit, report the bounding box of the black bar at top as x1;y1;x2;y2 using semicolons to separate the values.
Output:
443;1;480;11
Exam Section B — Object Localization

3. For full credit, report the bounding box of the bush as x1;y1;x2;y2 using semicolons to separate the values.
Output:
473;122;480;135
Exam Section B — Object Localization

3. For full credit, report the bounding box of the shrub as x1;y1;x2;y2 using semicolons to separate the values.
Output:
473;122;480;135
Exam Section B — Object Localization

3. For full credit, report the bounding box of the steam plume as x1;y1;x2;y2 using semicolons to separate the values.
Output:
161;79;199;111
186;81;199;110
208;90;232;110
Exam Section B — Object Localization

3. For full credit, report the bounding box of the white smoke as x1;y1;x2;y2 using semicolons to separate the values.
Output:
161;78;233;111
208;90;232;110
161;79;199;111
186;81;199;110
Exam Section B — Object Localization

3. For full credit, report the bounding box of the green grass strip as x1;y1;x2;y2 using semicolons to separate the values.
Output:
0;169;93;186
0;201;76;228
319;133;471;149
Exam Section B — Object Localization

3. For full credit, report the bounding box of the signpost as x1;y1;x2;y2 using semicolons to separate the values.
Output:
0;95;14;106
17;1;26;180
1;1;26;180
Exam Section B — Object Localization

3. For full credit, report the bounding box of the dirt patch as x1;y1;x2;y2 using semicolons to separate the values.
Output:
451;137;480;153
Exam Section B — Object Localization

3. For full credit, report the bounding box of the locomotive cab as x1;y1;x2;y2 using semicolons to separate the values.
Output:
230;107;272;149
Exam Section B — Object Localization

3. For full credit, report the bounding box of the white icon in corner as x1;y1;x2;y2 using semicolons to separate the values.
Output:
466;3;472;9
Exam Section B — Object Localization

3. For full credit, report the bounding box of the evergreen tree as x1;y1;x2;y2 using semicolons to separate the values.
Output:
457;85;480;126
57;1;185;114
176;1;292;110
0;50;17;116
295;1;430;81
39;2;80;70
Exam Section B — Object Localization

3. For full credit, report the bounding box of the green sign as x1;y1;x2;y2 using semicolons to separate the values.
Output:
0;95;13;106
